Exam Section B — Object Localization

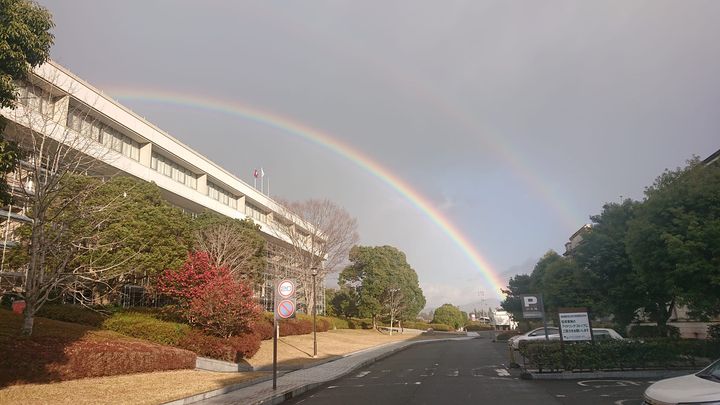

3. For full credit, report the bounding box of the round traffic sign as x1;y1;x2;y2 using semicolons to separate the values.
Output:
277;299;295;319
277;280;295;298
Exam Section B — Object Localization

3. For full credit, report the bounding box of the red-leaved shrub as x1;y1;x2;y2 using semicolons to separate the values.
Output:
254;319;274;340
157;251;261;338
178;330;261;362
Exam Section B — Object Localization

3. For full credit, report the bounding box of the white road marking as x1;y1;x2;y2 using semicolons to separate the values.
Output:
382;370;391;373
448;369;459;377
578;380;639;388
354;371;371;378
555;395;566;398
328;386;338;389
495;368;510;377
414;382;421;385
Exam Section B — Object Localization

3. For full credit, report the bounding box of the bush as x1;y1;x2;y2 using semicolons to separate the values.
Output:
495;331;521;341
708;324;720;341
402;321;430;330
519;339;719;372
347;318;373;329
465;322;494;331
36;304;106;327
629;325;680;339
279;318;313;336
254;319;274;340
102;312;190;346
177;330;261;362
186;276;260;338
427;323;453;331
318;315;349;330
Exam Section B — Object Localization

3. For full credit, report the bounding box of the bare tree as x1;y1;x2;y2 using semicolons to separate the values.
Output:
193;215;266;283
270;198;359;315
1;72;134;335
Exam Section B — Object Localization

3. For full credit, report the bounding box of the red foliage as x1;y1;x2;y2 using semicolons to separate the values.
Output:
1;335;195;386
157;251;261;338
186;276;261;338
177;330;261;362
156;251;230;305
253;319;274;340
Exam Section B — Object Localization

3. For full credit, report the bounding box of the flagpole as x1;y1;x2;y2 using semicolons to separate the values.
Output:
267;177;270;197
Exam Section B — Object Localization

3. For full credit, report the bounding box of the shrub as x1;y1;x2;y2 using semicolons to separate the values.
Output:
402;321;430;330
178;330;261;362
428;323;453;331
254;319;274;340
279;318;313;336
465;323;494;331
156;252;228;307
519;339;718;372
37;304;106;327
495;331;520;341
102;312;190;346
708;324;720;341
347;318;373;329
629;325;680;339
186;276;260;338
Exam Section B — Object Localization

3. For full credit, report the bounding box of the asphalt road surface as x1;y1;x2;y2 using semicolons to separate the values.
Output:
285;332;652;405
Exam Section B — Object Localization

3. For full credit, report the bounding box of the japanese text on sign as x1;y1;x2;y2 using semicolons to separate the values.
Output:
559;311;592;341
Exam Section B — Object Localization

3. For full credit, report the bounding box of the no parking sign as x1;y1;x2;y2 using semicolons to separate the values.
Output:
275;279;296;319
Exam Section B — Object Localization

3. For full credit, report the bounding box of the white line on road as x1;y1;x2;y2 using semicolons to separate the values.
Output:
354;371;371;378
495;369;510;377
448;369;459;377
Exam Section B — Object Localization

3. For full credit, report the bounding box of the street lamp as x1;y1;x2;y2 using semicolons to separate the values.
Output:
312;267;318;358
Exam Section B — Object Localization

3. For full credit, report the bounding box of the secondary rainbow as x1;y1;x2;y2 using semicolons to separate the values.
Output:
105;87;507;299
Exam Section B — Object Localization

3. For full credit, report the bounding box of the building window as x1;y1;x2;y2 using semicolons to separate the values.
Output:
66;109;140;162
245;203;267;223
207;181;237;208
16;82;56;117
150;152;197;189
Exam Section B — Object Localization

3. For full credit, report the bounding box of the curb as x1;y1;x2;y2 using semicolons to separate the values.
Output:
522;369;695;380
164;373;275;405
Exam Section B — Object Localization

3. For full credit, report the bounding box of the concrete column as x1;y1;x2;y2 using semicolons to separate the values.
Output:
53;95;70;125
197;173;208;195
139;143;152;167
237;195;246;213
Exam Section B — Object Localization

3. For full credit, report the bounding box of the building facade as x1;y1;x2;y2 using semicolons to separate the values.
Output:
0;61;325;312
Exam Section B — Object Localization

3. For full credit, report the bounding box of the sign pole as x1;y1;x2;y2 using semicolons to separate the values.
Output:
272;316;277;389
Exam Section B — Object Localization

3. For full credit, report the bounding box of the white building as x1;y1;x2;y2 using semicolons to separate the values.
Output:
0;61;324;311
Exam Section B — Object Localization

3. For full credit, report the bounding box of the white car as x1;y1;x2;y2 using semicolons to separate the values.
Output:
509;327;623;350
508;327;559;349
643;358;720;405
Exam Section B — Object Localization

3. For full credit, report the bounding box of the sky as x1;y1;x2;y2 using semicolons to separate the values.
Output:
38;0;719;310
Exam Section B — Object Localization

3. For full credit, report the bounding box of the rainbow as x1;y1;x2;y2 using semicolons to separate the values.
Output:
104;87;509;299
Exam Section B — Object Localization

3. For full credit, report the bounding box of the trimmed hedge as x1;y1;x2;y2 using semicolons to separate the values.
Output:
495;331;521;341
402;321;430;330
519;339;720;372
347;318;373;329
465;322;494;331
102;312;190;346
36;304;106;327
427;323;453;331
177;330;261;362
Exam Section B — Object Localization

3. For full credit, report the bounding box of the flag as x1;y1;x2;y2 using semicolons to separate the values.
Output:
260;167;265;178
253;169;259;178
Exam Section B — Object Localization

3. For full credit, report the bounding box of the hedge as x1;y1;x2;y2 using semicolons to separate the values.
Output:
177;330;261;362
465;322;494;331
519;339;720;372
36;304;106;327
708;324;720;341
495;331;521;341
102;312;190;346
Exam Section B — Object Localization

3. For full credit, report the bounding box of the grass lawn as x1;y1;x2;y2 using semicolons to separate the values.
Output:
0;310;195;387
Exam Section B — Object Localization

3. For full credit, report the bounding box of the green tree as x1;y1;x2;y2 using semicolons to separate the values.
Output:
339;245;425;328
0;0;54;203
627;158;720;322
432;303;464;329
574;200;645;328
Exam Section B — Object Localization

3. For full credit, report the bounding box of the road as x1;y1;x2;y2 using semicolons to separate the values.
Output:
285;332;652;405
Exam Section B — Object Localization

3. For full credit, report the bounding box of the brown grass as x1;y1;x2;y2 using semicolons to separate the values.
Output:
0;369;265;405
0;310;195;386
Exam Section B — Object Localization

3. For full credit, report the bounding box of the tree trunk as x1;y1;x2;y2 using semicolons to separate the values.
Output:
21;300;35;336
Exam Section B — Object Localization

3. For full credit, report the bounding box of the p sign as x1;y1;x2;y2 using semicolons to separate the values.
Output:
521;294;544;319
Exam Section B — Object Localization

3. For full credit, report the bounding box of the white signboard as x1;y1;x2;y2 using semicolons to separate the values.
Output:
559;311;592;341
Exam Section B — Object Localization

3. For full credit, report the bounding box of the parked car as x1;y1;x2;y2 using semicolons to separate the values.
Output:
508;327;559;349
509;327;623;350
643;358;720;405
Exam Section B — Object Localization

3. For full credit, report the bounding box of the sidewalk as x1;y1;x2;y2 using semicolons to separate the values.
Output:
166;334;475;405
